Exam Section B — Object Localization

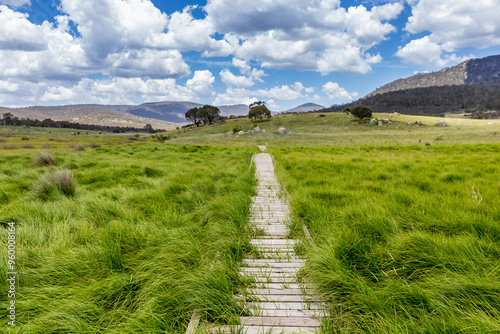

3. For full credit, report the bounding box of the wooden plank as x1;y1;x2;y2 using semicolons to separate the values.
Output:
246;294;321;302
248;308;325;318
240;267;299;274
243;259;305;265
247;302;324;310
251;239;296;245
242;325;319;334
247;288;314;295
185;310;200;334
241;316;320;327
249;283;302;290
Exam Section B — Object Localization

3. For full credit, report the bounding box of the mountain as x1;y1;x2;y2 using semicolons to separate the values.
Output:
368;54;500;97
283;103;325;113
0;101;254;128
0;105;179;130
318;54;500;117
123;102;251;121
124;101;202;123
218;104;249;116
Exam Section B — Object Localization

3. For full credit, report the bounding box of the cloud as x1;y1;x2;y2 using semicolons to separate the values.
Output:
214;81;312;105
396;36;471;67
405;0;500;51
186;70;215;98
220;69;255;88
16;71;215;106
205;0;403;74
106;49;190;79
59;0;168;62
322;82;357;100
0;80;18;93
0;0;30;8
398;0;499;66
0;6;47;51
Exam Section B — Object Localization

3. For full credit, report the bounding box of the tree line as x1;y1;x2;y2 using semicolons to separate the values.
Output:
321;82;500;117
184;102;271;126
0;112;163;133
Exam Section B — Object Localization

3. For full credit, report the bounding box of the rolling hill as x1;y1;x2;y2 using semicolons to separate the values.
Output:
0;105;180;130
367;54;500;97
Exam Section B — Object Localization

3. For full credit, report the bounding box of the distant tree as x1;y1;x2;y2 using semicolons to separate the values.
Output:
342;107;351;114
350;105;372;119
185;107;202;126
248;101;271;121
2;112;13;125
197;105;220;125
144;124;154;133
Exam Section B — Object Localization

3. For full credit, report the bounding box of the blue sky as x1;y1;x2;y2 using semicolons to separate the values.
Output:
0;0;500;110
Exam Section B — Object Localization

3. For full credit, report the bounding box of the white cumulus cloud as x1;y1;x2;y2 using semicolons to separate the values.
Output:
398;0;500;66
205;0;403;74
396;36;471;67
322;82;357;100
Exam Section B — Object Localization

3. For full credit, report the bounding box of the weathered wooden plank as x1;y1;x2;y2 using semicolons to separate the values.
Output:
247;288;314;295
241;316;320;327
245;294;321;302
247;301;324;310
248;308;325;318
241;326;318;334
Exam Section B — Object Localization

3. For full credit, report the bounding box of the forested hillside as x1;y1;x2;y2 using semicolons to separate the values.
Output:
324;82;500;116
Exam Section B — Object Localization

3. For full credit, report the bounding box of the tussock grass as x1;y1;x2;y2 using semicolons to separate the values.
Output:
32;152;58;167
72;143;85;151
271;144;500;333
0;143;257;333
35;168;76;199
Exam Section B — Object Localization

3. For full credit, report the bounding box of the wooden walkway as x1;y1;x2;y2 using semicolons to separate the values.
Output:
238;149;323;333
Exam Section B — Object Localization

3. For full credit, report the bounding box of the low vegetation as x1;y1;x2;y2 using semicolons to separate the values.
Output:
0;143;257;333
270;145;500;333
1;110;499;332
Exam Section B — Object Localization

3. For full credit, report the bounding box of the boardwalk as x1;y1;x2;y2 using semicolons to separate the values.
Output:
238;150;323;333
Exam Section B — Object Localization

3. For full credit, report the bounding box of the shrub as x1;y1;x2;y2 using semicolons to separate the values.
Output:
87;143;101;148
72;144;85;151
36;169;76;199
21;136;29;140
151;133;171;143
33;153;58;167
232;125;242;134
350;105;372;119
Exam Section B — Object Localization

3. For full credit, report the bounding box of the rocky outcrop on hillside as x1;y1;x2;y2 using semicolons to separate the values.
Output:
367;55;500;97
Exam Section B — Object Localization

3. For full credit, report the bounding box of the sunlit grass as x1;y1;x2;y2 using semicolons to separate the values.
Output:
270;144;500;333
0;143;258;333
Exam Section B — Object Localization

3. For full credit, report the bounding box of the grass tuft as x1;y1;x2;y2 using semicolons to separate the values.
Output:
35;168;76;199
33;152;58;167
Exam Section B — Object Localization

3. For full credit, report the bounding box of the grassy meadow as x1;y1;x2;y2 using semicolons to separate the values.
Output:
0;111;499;333
270;145;500;333
0;141;257;333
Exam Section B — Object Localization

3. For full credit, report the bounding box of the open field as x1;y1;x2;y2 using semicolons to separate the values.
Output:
270;144;500;333
168;112;500;147
0;143;257;332
1;111;500;333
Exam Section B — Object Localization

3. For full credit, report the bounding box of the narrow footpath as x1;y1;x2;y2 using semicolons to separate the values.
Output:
238;148;323;333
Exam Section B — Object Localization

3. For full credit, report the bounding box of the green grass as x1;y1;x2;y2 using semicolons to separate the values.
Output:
0;143;258;333
168;112;500;147
1;113;500;333
270;144;500;333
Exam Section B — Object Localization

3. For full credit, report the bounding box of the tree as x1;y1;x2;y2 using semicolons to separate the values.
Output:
197;105;220;125
185;107;202;126
248;101;271;121
350;105;372;119
144;124;155;133
2;112;13;125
